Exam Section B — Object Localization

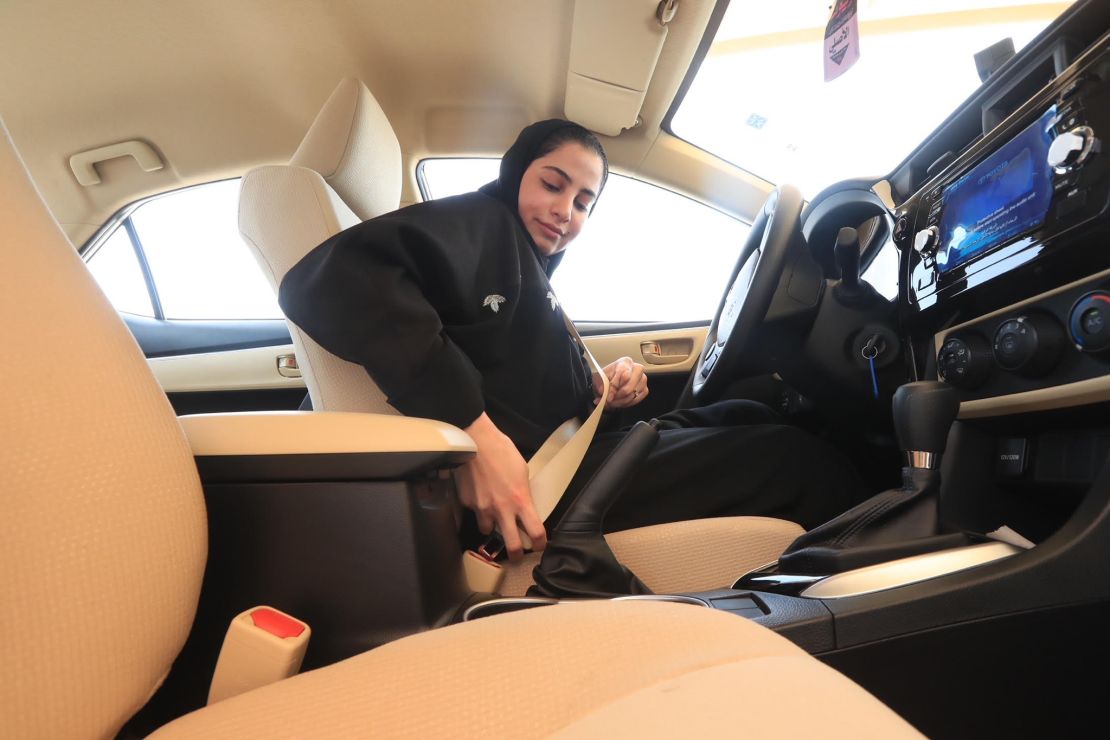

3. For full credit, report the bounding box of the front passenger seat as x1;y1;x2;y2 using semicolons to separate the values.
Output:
0;117;921;739
237;78;804;595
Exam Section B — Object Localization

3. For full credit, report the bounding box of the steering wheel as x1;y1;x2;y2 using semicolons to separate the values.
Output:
692;185;805;399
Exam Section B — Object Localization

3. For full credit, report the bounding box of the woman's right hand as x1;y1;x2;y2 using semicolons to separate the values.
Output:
456;413;547;562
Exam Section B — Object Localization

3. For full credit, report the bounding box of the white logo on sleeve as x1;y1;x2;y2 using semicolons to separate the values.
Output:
546;290;559;311
483;294;507;313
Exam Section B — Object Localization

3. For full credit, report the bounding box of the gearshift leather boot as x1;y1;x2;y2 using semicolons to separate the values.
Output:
530;534;651;597
777;466;971;575
529;421;657;598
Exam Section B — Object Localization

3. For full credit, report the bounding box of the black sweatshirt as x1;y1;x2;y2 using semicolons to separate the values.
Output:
278;190;594;457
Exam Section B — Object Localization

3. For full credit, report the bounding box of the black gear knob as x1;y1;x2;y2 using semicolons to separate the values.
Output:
893;381;960;457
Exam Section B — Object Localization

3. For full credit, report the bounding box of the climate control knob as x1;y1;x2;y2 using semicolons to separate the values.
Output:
1069;291;1110;354
992;312;1065;377
938;333;991;389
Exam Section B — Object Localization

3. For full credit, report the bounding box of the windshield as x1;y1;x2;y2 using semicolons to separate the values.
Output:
670;0;1075;197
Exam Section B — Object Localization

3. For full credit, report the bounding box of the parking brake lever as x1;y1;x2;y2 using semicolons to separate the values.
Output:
529;420;660;598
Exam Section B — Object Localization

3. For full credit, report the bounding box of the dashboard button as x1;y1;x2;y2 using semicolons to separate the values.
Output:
894;215;910;241
1057;187;1087;218
1059;74;1091;101
1082;308;1104;335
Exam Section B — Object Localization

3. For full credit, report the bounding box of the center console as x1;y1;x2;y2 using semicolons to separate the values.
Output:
754;22;1110;736
131;411;478;733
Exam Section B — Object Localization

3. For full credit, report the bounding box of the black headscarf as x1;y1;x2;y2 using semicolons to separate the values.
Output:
478;119;607;274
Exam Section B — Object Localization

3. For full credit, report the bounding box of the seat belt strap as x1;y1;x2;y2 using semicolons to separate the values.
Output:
527;313;608;523
462;313;608;591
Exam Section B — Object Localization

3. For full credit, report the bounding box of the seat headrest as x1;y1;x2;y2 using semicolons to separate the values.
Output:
290;78;402;221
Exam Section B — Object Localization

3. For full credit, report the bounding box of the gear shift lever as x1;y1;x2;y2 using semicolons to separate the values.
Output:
775;381;968;575
894;380;961;469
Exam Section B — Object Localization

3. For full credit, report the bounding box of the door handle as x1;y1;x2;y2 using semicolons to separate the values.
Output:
640;339;692;366
276;353;302;378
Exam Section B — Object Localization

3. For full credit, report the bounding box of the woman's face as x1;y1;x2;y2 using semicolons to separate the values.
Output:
517;142;604;256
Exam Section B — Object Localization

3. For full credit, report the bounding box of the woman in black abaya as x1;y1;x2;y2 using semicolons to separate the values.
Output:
279;119;866;562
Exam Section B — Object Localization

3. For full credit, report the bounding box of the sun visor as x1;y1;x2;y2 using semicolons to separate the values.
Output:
564;0;670;136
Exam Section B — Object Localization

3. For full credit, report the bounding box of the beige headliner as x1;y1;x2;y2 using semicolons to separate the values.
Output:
0;0;773;248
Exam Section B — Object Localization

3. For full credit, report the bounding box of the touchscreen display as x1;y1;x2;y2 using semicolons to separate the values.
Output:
936;106;1057;274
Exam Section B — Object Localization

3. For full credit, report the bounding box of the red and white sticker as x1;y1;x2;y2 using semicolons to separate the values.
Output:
824;0;860;82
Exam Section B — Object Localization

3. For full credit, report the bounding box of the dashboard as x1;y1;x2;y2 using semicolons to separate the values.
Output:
794;7;1110;506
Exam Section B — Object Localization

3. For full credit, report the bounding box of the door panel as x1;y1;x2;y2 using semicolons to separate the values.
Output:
148;344;305;393
120;314;306;413
580;324;707;416
581;325;707;375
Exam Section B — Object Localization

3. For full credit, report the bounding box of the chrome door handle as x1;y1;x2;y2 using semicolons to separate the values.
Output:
276;353;301;378
640;339;692;366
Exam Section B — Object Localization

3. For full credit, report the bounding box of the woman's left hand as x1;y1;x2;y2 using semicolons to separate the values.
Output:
598;356;649;408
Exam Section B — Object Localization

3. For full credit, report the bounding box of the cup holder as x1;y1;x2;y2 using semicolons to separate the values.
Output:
611;594;710;607
462;597;559;621
462;593;711;622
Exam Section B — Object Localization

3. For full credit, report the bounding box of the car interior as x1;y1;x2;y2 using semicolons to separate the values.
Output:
5;0;1110;737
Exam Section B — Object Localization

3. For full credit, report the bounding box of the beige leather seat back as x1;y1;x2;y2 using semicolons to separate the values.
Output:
0;121;208;738
238;78;402;413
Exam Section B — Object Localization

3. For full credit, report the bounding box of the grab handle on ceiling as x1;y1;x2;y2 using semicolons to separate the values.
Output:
69;140;164;186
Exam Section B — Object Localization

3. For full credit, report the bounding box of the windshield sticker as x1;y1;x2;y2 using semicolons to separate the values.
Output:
824;0;860;82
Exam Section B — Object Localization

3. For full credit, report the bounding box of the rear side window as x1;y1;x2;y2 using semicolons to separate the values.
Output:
84;179;282;320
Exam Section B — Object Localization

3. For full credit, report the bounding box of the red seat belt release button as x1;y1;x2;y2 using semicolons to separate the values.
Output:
251;607;307;639
208;605;311;705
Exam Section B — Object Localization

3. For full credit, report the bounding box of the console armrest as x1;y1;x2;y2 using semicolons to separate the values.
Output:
179;411;476;482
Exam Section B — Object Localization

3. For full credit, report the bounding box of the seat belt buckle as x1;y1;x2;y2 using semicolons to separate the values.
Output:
476;532;505;562
208;606;311;705
462;533;507;594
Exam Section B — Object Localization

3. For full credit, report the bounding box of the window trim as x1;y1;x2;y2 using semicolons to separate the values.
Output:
414;157;446;201
122;216;165;320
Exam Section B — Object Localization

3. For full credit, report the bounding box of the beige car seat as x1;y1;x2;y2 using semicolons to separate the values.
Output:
0;116;920;739
237;79;803;595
